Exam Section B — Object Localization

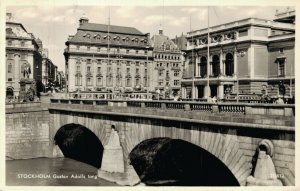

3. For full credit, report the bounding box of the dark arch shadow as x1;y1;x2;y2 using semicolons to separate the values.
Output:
129;137;240;186
54;123;104;168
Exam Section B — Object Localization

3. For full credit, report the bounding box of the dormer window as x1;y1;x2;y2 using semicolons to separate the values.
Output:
85;33;91;39
95;34;101;40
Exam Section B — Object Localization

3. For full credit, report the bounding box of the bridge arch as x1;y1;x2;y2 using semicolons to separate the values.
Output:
54;123;104;168
128;137;240;186
123;124;252;186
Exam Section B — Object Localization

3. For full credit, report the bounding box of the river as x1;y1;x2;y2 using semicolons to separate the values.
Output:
6;157;118;186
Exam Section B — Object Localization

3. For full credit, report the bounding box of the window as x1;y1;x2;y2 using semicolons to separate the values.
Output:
8;64;12;73
21;41;25;47
145;50;148;55
87;66;91;72
158;80;163;86
116;77;121;86
97;47;101;52
76;65;80;72
135;78;140;86
200;57;207;78
87;46;90;51
107;77;113;86
87;59;91;64
212;55;220;77
144;69;147;76
279;48;284;54
225;53;234;76
136;50;139;54
86;77;92;86
159;70;163;76
126;68;130;74
144;78;148;87
117;68;121;75
76;46;80;50
278;58;285;76
97;67;101;73
7;40;12;46
174;70;180;77
97;77;102;86
126;49;130;54
174;80;180;86
126;78;131;87
8;78;12;81
136;68;139;74
107;67;111;73
75;75;82;86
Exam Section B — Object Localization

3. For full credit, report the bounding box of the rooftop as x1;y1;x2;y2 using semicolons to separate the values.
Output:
187;17;295;38
78;23;145;35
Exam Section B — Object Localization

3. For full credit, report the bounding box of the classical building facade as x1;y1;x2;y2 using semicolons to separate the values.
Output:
64;16;154;94
5;13;58;99
182;15;295;100
5;13;43;100
151;29;184;98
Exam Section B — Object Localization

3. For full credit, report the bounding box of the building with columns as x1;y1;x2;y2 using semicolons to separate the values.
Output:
64;15;154;95
182;15;295;100
151;28;184;98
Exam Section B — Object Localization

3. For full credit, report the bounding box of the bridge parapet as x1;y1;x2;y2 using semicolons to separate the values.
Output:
50;99;295;128
50;98;295;117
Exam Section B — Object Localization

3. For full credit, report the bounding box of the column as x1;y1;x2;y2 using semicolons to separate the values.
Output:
181;87;186;99
218;84;224;99
204;85;211;98
219;49;223;75
234;48;238;77
195;86;198;99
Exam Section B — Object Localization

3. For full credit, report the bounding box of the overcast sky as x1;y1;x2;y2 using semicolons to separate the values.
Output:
6;5;290;72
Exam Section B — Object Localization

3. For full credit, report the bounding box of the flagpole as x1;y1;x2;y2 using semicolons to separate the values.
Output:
206;6;210;101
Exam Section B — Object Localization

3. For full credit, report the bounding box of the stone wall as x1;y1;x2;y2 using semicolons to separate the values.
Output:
6;107;51;159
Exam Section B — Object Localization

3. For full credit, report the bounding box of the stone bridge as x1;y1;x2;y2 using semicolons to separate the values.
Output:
6;99;295;186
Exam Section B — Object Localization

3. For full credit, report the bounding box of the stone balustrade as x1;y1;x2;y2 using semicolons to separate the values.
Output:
50;98;295;117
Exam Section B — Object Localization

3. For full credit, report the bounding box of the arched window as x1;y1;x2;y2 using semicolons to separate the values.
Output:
212;55;220;77
225;53;234;76
200;57;207;78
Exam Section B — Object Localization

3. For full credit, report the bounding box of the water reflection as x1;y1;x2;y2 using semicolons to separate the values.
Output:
6;157;118;186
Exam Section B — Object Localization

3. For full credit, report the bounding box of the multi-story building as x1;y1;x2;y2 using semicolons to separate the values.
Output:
172;33;187;51
151;28;184;98
35;39;57;92
64;15;154;95
57;71;66;89
182;13;295;100
5;13;44;100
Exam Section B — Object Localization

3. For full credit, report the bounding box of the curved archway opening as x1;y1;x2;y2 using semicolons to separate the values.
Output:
129;137;239;186
54;123;104;168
